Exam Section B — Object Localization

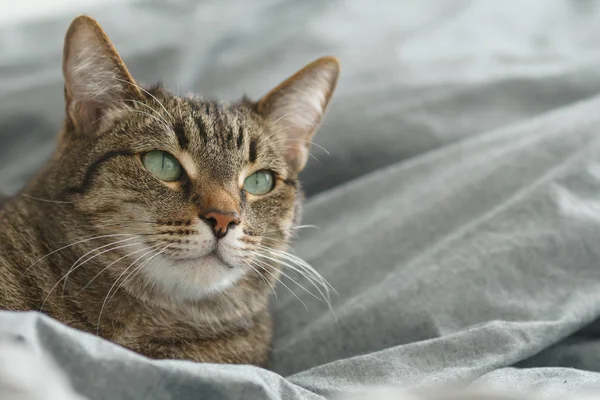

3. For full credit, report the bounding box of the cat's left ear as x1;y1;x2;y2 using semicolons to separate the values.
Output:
62;15;143;136
257;57;340;172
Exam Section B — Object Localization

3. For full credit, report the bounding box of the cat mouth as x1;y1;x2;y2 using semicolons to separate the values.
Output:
187;251;235;270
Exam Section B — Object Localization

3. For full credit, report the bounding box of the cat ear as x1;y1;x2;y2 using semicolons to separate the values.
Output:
257;56;340;172
62;15;142;136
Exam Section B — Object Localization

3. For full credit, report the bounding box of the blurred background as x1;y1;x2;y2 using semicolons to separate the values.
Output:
2;0;600;197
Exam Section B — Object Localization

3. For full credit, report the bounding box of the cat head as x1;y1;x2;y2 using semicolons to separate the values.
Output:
40;15;339;301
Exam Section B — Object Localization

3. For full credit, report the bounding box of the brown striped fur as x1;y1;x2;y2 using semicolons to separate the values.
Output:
0;16;339;365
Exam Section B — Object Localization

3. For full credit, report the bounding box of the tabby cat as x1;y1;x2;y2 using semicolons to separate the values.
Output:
0;15;339;366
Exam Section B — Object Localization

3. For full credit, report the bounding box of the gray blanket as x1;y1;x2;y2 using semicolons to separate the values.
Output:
2;1;600;399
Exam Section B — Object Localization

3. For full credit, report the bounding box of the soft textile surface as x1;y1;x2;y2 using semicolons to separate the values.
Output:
3;1;600;399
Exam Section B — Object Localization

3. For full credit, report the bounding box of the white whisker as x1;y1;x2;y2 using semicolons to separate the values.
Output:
249;258;308;311
20;234;138;280
100;243;174;321
242;259;277;298
94;109;171;133
21;194;74;204
117;99;171;127
253;250;329;302
118;243;173;291
270;138;330;154
61;236;141;290
40;241;143;311
112;77;174;122
78;242;164;294
277;145;320;162
251;254;321;301
255;244;335;293
96;244;165;334
254;245;339;327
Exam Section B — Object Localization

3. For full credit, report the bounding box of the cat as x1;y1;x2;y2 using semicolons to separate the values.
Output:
0;15;339;366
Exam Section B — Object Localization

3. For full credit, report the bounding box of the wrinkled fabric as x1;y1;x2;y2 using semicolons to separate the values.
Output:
3;1;600;399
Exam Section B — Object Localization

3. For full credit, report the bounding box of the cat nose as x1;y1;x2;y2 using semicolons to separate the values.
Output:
199;210;240;239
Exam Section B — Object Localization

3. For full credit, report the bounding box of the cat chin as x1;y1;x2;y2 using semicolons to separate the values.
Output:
140;253;247;301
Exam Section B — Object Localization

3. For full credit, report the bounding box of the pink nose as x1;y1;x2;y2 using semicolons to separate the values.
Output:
200;210;240;239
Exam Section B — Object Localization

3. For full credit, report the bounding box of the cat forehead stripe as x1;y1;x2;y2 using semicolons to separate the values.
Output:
187;99;208;143
173;122;189;149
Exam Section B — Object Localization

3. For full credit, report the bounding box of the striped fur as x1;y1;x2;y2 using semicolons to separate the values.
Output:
0;16;339;365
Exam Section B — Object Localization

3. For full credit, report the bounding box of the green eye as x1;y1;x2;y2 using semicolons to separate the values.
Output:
243;170;275;195
142;151;183;182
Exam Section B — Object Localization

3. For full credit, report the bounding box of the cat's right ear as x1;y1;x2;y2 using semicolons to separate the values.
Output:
62;15;142;136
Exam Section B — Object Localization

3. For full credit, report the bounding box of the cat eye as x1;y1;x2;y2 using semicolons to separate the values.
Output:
243;170;275;195
142;151;183;182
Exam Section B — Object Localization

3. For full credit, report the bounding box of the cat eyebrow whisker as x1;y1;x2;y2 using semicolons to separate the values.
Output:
94;108;172;134
112;77;174;123
269;138;330;155
263;104;324;141
114;99;171;128
277;145;320;163
269;110;296;127
263;113;297;143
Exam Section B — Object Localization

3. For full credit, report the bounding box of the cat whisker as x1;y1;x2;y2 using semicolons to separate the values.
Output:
260;236;291;247
270;138;330;155
255;244;336;293
253;249;330;302
105;243;173;308
96;243;169;335
253;245;339;325
265;109;328;140
112;77;174;122
117;99;171;128
91;221;166;232
247;258;308;311
60;236;142;291
277;145;320;162
40;241;143;311
269;111;297;129
255;225;319;242
241;259;277;298
78;242;165;294
94;109;172;133
250;253;322;301
21;194;74;204
294;225;320;231
19;233;140;281
254;245;336;307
